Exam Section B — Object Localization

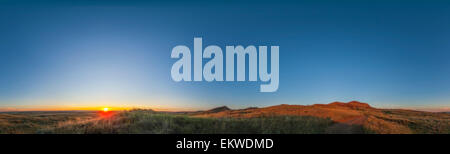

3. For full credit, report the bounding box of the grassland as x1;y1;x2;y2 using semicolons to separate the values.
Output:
36;110;333;134
193;102;450;134
0;111;97;134
0;110;333;134
0;102;448;134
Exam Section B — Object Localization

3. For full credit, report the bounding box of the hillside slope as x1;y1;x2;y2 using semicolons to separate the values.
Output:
193;101;450;134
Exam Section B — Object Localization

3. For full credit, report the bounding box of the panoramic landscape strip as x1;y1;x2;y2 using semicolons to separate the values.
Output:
1;101;448;134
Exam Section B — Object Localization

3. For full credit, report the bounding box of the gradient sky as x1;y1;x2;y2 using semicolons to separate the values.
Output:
0;0;449;111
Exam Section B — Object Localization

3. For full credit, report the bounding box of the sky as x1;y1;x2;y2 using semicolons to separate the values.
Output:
0;0;449;111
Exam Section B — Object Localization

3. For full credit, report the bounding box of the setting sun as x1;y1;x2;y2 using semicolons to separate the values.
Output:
103;108;109;112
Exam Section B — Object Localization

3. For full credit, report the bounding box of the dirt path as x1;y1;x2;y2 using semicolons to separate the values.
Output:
325;116;367;134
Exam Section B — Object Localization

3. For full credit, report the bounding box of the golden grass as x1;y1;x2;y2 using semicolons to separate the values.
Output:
193;102;450;134
0;102;448;134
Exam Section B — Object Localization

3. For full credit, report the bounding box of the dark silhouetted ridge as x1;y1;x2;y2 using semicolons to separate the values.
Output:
204;106;230;114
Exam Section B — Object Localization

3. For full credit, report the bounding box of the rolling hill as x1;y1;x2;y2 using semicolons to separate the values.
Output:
0;101;448;134
193;101;450;134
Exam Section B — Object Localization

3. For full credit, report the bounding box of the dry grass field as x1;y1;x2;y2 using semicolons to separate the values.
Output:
193;101;450;134
0;111;97;134
0;101;448;134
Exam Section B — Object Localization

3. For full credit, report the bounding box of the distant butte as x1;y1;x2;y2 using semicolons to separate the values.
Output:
204;106;230;114
328;101;373;109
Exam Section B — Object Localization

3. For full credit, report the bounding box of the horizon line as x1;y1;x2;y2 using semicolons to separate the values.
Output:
1;102;449;113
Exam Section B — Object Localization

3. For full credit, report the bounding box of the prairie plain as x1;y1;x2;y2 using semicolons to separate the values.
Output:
0;101;448;134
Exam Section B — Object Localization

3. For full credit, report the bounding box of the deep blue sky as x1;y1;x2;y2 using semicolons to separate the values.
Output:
0;0;449;111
